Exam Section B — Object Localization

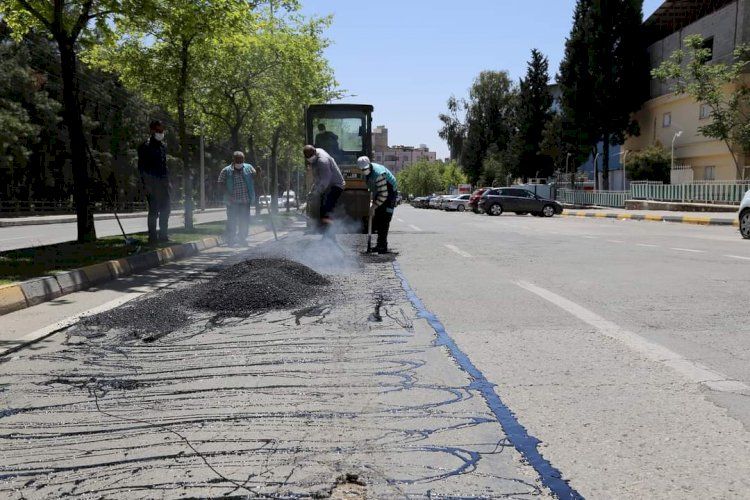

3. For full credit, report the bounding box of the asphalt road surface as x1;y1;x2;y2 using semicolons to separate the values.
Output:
0;211;231;252
1;209;749;498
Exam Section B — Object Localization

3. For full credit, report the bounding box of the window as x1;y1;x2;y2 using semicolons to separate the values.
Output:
662;112;672;127
704;165;715;180
700;103;712;120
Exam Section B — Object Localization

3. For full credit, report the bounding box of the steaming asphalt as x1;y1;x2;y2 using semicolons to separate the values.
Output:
2;209;750;498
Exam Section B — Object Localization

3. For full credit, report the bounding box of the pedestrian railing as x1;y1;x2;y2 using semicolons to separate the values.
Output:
630;181;750;204
557;189;628;208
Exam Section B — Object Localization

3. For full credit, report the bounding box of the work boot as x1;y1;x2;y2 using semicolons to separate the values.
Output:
373;246;388;254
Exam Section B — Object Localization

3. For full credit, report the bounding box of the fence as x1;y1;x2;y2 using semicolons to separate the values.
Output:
0;200;225;216
556;189;628;208
630;181;750;204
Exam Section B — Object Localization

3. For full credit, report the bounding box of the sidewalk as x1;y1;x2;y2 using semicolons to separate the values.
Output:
0;207;227;227
562;207;739;227
0;216;299;319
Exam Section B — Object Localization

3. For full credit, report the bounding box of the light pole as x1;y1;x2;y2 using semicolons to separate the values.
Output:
565;152;572;188
199;125;205;210
671;130;683;169
593;152;600;191
619;150;630;190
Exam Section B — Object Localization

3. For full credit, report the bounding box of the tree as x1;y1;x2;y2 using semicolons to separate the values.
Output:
479;144;512;187
438;96;467;164
508;49;553;180
94;0;253;230
624;144;670;182
558;0;648;189
462;71;516;184
652;34;750;179
396;160;443;197
441;161;468;192
0;0;134;241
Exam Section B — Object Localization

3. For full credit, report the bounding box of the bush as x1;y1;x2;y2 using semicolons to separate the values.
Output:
625;145;671;182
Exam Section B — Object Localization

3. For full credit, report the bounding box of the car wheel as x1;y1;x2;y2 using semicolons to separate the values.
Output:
457;204;465;212
488;204;503;216
741;208;750;239
542;205;555;217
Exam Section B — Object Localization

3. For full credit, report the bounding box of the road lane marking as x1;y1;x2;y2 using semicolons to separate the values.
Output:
515;281;750;393
584;236;597;239
636;243;658;248
409;225;422;232
607;239;624;243
726;254;750;261
396;217;404;223
670;247;704;253
444;244;472;258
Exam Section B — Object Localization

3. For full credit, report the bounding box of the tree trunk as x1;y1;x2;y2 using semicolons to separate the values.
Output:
230;125;241;153
178;39;193;230
58;40;95;242
269;127;281;214
592;146;599;191
602;135;610;191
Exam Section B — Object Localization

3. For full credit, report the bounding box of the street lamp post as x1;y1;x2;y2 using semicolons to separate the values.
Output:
199;128;205;210
671;131;683;169
593;152;601;191
620;150;630;190
565;152;572;187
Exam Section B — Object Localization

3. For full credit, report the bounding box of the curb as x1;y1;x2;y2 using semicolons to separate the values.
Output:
0;208;226;227
562;210;739;227
0;230;268;317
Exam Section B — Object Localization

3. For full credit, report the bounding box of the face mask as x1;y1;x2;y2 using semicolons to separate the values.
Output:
153;132;165;141
233;162;244;169
306;154;318;164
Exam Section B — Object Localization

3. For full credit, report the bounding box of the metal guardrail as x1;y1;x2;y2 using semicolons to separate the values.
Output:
557;189;628;208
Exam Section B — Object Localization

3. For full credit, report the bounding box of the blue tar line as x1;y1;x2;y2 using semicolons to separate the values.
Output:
393;262;584;500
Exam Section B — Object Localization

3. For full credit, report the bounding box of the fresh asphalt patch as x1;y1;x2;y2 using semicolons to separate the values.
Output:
0;231;554;499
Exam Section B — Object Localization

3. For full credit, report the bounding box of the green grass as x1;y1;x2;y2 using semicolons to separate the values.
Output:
0;221;229;285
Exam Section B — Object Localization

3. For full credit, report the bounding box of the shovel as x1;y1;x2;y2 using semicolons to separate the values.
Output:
366;210;373;253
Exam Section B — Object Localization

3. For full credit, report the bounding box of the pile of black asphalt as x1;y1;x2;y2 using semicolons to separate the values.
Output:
192;257;331;315
73;257;332;341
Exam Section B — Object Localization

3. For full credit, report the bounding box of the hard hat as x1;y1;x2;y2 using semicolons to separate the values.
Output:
357;156;371;170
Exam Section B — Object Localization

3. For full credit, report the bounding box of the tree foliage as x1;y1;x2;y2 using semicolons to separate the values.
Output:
438;96;467;164
508;49;553;180
652;34;750;179
396;160;444;197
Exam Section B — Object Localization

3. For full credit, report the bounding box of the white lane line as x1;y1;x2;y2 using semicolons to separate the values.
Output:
444;244;472;258
409;225;422;232
515;281;750;393
636;243;658;248
584;236;597;239
726;254;750;261
396;217;405;223
607;239;624;244
670;247;704;253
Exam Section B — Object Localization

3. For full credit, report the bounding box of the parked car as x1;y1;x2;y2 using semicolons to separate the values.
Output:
443;194;471;212
280;190;298;208
479;187;563;217
739;189;750;239
429;195;448;209
468;188;490;213
258;195;272;208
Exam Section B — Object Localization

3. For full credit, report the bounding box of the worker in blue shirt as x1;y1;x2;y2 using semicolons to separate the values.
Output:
357;156;398;254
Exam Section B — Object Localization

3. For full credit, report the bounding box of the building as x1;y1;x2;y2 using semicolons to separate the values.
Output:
371;125;438;173
624;0;748;181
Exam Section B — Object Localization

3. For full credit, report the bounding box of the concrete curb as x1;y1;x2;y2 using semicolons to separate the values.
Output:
562;210;739;227
0;234;236;317
0;208;226;227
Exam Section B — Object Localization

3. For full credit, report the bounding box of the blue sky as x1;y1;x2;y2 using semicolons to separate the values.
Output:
300;0;665;160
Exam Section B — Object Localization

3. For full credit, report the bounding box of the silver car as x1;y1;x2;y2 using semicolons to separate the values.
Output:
443;194;471;212
739;189;750;239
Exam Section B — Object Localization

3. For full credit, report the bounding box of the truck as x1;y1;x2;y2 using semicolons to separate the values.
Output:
304;103;373;232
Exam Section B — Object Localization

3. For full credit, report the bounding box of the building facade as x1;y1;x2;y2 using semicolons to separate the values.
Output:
624;0;748;181
371;125;438;173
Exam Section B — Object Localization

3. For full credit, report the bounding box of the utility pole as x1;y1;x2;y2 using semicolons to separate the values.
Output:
199;128;205;210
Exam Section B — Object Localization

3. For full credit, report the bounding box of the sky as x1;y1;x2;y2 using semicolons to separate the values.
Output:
300;0;665;160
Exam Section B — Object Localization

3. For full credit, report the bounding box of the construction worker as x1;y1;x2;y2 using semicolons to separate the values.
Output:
357;156;398;254
137;120;171;244
303;145;345;235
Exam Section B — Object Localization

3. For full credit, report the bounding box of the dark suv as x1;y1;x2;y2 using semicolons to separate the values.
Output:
468;188;490;213
478;187;562;217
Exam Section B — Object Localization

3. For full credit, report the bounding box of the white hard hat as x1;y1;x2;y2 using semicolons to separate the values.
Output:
357;156;371;170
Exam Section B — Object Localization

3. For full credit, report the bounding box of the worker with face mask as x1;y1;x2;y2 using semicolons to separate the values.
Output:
218;151;256;246
137;120;171;244
357;156;398;254
303;145;345;234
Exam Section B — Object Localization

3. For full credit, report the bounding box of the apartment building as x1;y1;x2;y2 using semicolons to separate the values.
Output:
371;125;437;174
624;0;749;181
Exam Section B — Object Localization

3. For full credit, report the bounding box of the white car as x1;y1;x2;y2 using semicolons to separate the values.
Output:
739;189;750;239
280;191;298;208
443;194;471;212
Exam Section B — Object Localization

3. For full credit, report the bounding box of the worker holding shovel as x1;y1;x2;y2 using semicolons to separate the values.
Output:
357;156;398;254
